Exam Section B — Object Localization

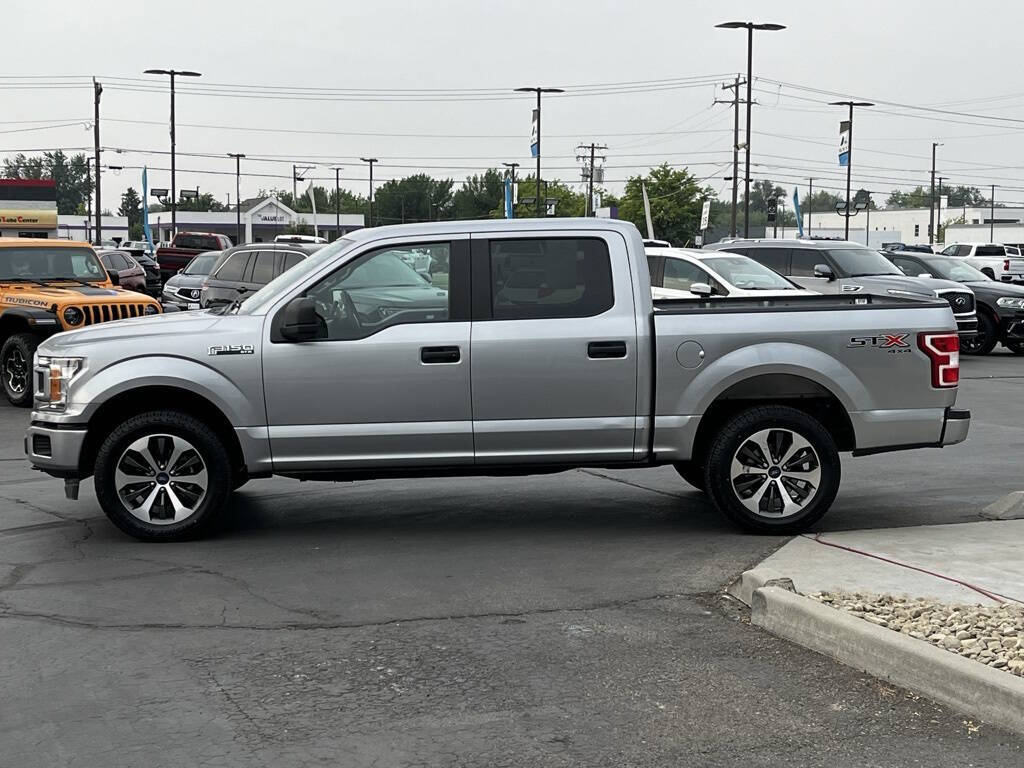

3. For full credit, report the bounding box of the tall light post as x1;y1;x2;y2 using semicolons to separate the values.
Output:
514;86;565;217
360;158;377;226
715;21;785;237
990;184;997;242
331;166;344;239
929;142;943;244
143;68;202;236
936;175;945;245
227;153;245;244
829;100;874;240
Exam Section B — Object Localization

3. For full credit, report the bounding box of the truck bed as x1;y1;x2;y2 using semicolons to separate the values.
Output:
653;293;947;314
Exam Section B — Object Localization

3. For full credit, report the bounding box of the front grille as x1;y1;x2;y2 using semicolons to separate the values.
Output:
938;290;975;315
31;434;51;457
79;303;154;326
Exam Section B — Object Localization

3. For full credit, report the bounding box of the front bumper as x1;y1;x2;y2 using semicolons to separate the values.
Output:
24;420;87;477
955;315;978;338
941;407;971;446
1000;317;1024;340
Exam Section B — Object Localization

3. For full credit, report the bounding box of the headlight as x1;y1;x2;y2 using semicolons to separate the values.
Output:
997;297;1024;309
62;306;83;326
34;355;84;411
143;304;160;315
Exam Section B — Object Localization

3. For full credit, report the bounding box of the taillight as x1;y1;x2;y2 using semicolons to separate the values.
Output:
918;332;959;388
1004;259;1010;272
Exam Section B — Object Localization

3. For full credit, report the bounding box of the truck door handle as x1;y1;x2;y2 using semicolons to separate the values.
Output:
588;340;627;359
420;345;461;364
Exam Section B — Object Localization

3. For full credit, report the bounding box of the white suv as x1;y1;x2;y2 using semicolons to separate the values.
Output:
941;243;1024;282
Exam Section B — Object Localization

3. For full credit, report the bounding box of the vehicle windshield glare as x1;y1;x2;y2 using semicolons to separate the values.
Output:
703;255;797;290
236;238;356;314
920;257;990;282
826;248;903;277
184;251;221;276
334;253;428;289
0;246;107;282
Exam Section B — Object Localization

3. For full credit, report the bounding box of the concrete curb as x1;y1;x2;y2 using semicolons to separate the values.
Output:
982;491;1024;520
750;582;1024;736
726;567;794;605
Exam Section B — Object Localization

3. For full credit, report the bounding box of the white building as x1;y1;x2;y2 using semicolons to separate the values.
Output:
57;215;130;242
147;196;364;245
801;197;1024;246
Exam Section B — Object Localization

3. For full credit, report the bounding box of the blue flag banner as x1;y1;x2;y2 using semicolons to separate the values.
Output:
142;167;154;252
504;177;514;219
838;120;850;167
530;108;539;158
793;187;804;237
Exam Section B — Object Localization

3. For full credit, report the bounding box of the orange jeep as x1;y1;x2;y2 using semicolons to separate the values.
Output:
0;238;161;406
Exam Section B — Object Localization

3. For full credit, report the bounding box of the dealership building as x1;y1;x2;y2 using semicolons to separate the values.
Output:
147;196;364;244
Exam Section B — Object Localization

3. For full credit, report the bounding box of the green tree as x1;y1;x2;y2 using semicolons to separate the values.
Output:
802;189;843;215
886;186;931;209
853;188;878;210
374;174;454;225
2;150;91;215
512;175;586;218
175;192;227;212
452;169;505;220
617;164;714;245
944;185;986;208
118;187;143;240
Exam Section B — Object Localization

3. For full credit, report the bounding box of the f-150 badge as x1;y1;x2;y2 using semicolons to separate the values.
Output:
208;344;254;356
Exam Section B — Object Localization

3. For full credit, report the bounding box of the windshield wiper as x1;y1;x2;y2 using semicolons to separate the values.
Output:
47;276;98;287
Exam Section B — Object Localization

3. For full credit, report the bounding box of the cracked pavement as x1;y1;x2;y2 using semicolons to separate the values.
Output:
2;352;1024;765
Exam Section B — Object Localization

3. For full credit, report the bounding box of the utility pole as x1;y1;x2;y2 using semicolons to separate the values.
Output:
227;153;245;244
990;184;996;242
515;86;565;217
807;178;814;236
936;176;944;245
830;100;874;240
502;162;519;218
85;158;93;242
331;166;343;239
576;143;607;216
716;76;745;237
93;78;102;243
865;191;871;246
929;142;938;244
360;158;377;226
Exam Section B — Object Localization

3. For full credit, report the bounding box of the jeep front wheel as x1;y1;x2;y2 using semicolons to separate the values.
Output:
94;410;232;541
1;333;40;407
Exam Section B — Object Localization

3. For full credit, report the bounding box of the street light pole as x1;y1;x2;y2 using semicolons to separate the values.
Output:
227;153;245;244
991;184;996;242
360;158;377;226
829;100;874;240
331;166;343;239
936;176;944;245
144;68;201;237
929;142;941;245
515;86;565;217
807;177;814;236
502;162;519;218
93;78;102;244
715;21;785;237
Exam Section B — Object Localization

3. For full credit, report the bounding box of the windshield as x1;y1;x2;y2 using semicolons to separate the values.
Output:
826;248;903;277
236;238;356;314
0;246;107;282
919;257;990;282
703;255;797;290
174;235;221;250
184;251;221;276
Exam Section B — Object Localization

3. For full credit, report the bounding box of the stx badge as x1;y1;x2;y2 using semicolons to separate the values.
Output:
848;333;911;353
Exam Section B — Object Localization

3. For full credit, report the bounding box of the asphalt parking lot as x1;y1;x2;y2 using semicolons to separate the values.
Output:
1;352;1023;766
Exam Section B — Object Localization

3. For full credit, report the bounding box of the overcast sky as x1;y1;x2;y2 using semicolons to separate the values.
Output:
5;0;1024;212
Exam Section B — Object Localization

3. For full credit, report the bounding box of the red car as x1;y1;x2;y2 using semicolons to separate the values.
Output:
156;232;233;281
97;249;147;294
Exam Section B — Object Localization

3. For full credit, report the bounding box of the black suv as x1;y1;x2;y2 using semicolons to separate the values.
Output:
200;242;324;309
884;250;1024;355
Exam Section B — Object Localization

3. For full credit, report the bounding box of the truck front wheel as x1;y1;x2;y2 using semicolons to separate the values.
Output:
1;332;39;407
704;405;840;534
93;410;232;541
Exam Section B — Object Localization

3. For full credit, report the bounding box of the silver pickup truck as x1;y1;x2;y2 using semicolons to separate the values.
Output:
25;219;970;541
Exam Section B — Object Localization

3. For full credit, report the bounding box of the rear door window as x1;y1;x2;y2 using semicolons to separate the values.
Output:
745;247;790;274
281;252;305;273
250;251;276;284
976;245;1006;257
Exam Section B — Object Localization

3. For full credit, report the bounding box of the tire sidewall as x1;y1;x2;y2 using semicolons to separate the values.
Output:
94;411;231;541
963;312;997;356
1;333;39;407
705;406;841;534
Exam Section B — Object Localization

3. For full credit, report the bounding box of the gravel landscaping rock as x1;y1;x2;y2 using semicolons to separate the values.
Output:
808;592;1024;676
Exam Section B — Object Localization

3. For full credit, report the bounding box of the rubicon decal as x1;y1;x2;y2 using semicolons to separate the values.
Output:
208;344;255;356
848;333;911;353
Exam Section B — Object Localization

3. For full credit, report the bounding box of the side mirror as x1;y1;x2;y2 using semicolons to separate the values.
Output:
417;269;432;284
106;270;120;285
813;264;836;281
279;296;321;341
689;282;713;298
917;272;933;279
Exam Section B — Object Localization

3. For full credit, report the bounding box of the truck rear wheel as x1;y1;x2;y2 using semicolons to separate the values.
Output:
93;410;232;541
1;332;39;407
704;405;840;534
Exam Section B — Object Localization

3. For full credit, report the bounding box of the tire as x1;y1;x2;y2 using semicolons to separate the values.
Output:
93;410;232;541
1;332;40;407
961;311;998;356
1006;341;1024;355
673;461;706;492
704;405;841;534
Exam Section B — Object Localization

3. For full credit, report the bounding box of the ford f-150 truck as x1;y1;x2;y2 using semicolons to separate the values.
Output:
155;232;233;282
25;219;970;541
